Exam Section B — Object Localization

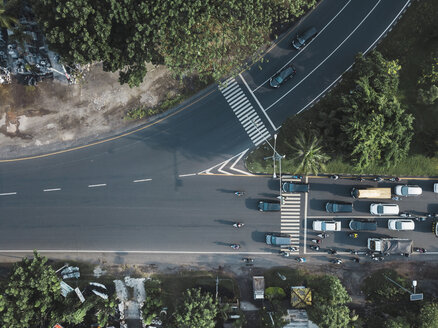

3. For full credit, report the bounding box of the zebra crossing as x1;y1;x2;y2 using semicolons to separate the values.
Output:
219;78;270;145
280;192;302;252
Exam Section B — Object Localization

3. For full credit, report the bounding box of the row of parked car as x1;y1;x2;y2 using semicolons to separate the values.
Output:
312;219;415;232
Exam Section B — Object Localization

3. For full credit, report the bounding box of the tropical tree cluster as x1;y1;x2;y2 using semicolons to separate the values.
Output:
308;275;355;328
338;51;414;169
32;0;316;87
0;251;116;328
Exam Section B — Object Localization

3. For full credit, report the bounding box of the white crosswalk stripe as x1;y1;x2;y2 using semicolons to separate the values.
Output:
219;79;270;145
280;192;302;252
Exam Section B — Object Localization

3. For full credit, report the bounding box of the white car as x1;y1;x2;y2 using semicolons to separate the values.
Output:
434;183;438;193
394;185;422;196
388;219;415;231
312;220;341;231
370;203;400;216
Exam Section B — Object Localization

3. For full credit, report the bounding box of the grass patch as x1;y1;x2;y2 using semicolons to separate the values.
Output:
152;271;238;313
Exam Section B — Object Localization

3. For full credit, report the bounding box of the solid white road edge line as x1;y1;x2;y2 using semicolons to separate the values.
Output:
133;178;152;183
239;73;278;131
0;192;17;196
43;188;61;192
0;250;274;255
265;0;382;112
297;0;411;114
252;0;352;92
179;173;197;177
88;184;107;188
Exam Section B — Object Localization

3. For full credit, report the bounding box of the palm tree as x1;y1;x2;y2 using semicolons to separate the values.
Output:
0;4;18;29
286;130;330;175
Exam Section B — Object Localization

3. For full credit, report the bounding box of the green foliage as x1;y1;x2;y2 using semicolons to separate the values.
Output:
339;51;414;169
310;275;351;306
307;275;353;328
260;300;287;328
285;130;330;174
309;304;351;328
418;57;438;86
142;280;164;325
384;316;410;328
362;269;407;305
0;2;18;28
232;310;247;328
33;0;316;86
0;251;62;328
419;302;438;328
265;287;286;300
173;288;218;328
418;85;438;105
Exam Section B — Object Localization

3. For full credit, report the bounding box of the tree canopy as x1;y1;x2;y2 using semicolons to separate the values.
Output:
419;302;438;328
339;51;414;169
33;0;316;87
173;288;218;328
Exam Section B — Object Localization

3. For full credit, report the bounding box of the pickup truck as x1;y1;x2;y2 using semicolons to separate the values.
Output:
367;238;413;254
253;276;265;300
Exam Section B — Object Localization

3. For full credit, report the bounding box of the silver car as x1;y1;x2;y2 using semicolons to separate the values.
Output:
388;219;415;231
394;185;422;196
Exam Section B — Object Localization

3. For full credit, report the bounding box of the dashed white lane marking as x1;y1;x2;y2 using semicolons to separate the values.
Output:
219;80;270;145
88;184;107;188
265;0;382;112
0;192;17;196
44;188;61;192
252;0;352;92
133;178;152;183
179;173;197;177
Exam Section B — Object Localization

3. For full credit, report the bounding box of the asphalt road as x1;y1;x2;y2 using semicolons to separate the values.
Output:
305;177;438;254
0;0;415;258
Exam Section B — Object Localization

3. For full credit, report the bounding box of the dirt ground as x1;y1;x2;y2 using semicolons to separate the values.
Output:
0;63;181;159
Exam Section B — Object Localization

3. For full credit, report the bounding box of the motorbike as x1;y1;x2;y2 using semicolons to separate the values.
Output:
427;213;438;218
291;175;303;179
281;251;290;257
373;176;383;182
330;174;339;180
328;249;338;255
414;247;427;253
351;257;360;263
317;233;329;238
234;191;245;196
288;246;298;252
296;257;306;263
348;233;358;239
230;244;240;250
350;250;359;255
414;217;426;222
309;245;320;251
388;177;401;182
330;258;343;264
242;257;254;263
233;222;244;228
356;176;365;182
391;196;401;201
311;239;322;244
400;212;412;218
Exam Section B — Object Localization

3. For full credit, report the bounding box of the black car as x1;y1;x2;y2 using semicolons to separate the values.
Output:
258;200;281;212
349;220;377;231
292;26;318;49
282;182;309;193
269;64;296;88
325;201;353;213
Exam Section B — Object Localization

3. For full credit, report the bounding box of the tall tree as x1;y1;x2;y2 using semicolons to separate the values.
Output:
0;251;62;328
419;302;438;328
339;51;414;169
286;130;330;175
173;288;218;328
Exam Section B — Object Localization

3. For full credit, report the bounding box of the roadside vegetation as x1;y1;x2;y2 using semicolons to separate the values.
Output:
246;0;438;176
30;0;316;88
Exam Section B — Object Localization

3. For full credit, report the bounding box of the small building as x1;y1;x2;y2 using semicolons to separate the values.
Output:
282;309;319;328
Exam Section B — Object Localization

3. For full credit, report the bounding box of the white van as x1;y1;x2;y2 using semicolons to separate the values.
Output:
370;203;400;216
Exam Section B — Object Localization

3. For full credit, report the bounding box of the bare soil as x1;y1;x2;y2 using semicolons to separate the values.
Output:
0;63;181;159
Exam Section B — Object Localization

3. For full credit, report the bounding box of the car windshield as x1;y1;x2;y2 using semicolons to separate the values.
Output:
401;186;409;195
377;206;383;214
395;222;404;229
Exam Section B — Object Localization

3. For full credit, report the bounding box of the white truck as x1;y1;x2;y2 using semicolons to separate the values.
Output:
367;238;413;254
253;276;265;300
